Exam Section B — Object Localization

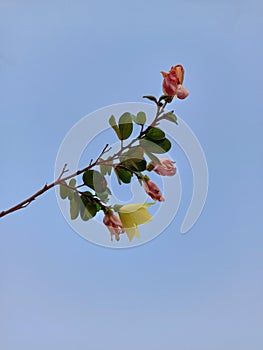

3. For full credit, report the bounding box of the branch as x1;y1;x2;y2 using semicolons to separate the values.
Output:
0;144;111;219
0;102;171;219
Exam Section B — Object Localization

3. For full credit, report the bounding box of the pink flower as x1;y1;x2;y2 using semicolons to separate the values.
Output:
143;179;165;202
152;158;176;176
176;84;189;100
161;65;189;99
103;212;124;241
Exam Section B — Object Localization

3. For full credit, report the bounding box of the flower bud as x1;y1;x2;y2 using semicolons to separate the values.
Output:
103;212;124;241
161;71;178;96
152;158;176;176
143;178;164;202
161;65;189;99
176;85;189;99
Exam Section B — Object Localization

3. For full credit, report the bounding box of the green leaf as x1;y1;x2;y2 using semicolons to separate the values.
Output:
145;151;161;165
118;112;133;140
143;95;158;104
120;146;144;162
120;158;147;172
105;187;112;195
114;167;132;184
163;112;178;124
96;202;102;211
134;159;147;171
100;158;113;175
69;178;76;187
158;95;174;104
83;170;107;193
80;192;99;221
70;192;80;220
95;192;108;202
134;111;146;125
145;127;165;141
95;191;109;203
127;146;144;158
80;207;91;221
80;202;98;221
100;163;107;176
95;188;111;203
87;202;98;218
100;163;112;176
140;137;171;154
109;115;121;139
59;181;68;199
67;188;75;200
80;191;92;206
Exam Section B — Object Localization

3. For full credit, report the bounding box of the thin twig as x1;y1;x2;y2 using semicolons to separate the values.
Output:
0;144;111;218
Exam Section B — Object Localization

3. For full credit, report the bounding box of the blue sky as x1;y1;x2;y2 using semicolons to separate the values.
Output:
0;1;263;349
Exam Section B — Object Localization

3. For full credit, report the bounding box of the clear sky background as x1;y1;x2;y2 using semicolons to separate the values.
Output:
0;1;263;349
